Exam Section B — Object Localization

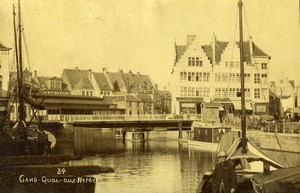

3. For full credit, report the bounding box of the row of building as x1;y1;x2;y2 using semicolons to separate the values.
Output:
1;34;300;121
5;66;171;121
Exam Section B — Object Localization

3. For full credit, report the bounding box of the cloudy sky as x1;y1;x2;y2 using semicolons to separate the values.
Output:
0;0;299;88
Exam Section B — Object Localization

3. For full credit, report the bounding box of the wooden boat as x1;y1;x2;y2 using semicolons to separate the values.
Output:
196;1;295;192
0;1;115;192
0;1;52;156
188;121;231;151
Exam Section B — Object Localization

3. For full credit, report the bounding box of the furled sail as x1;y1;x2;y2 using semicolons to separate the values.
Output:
23;90;45;110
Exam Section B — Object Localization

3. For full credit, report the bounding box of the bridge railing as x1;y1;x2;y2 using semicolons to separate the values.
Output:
58;114;201;122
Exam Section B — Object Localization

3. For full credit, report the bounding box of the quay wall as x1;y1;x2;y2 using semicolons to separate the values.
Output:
247;130;300;153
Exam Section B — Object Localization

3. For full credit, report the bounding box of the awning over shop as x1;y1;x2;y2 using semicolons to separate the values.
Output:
201;102;224;111
232;101;252;110
176;97;203;103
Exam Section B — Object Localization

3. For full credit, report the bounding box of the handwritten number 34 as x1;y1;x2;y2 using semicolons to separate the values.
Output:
57;168;66;175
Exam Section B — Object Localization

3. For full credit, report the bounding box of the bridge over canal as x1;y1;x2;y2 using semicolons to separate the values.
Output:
62;114;199;129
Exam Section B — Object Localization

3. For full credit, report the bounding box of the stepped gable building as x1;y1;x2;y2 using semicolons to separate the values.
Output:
170;34;271;115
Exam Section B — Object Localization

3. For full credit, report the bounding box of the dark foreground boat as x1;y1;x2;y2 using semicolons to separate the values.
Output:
0;1;114;192
196;0;300;192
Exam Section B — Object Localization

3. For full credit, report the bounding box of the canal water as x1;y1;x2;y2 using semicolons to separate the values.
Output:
55;127;300;193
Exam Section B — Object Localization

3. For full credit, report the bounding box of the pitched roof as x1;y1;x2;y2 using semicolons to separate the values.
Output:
0;42;11;51
37;76;69;91
93;72;113;91
201;41;229;63
113;95;142;102
73;78;94;90
137;93;153;103
62;69;93;89
175;45;187;63
236;41;270;62
107;71;153;93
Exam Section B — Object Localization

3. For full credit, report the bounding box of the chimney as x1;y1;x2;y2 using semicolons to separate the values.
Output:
34;70;37;78
212;33;216;65
88;69;92;81
137;72;141;77
102;68;107;73
75;67;79;72
249;36;253;64
118;69;123;73
128;70;133;75
187;35;197;46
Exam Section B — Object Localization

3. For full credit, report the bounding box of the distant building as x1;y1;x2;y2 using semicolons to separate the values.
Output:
153;87;172;114
270;78;297;119
32;70;70;95
170;34;271;115
61;67;155;114
0;42;11;97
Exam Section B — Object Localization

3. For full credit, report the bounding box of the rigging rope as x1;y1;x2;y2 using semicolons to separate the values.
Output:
273;124;289;167
21;21;31;72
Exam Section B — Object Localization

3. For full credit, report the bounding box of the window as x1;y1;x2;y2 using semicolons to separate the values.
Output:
229;61;234;68
229;73;235;82
183;87;187;96
191;72;195;81
215;73;221;82
254;74;260;84
245;73;250;83
236;88;241;97
196;58;203;66
207;73;210;82
229;88;235;97
245;88;250;98
199;72;203;82
261;63;267;69
188;57;195;66
222;88;228;97
225;61;228;68
82;91;85;96
180;87;185;96
203;73;207;82
197;87;203;97
203;88;209;97
129;102;132;107
236;61;240;68
261;74;268;84
236;73;240;82
215;88;221;97
256;105;266;113
222;73;228;82
188;87;192;96
188;72;191;81
262;88;268;99
254;88;260;99
195;72;199;81
180;72;184;80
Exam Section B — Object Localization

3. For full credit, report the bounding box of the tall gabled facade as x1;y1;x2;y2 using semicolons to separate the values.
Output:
170;34;271;115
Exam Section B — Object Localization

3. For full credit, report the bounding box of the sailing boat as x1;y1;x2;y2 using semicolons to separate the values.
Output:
197;0;286;192
0;1;52;156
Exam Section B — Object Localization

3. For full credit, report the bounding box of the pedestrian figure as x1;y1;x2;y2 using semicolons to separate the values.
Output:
211;151;237;193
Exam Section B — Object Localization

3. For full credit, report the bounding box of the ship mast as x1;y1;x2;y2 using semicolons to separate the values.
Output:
17;0;25;122
238;0;247;153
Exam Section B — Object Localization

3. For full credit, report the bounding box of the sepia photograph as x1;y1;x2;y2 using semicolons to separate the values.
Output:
0;0;300;192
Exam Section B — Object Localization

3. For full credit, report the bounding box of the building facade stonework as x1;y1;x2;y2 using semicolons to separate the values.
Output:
170;35;270;115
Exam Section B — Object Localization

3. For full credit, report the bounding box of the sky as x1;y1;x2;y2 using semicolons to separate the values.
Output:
0;0;299;89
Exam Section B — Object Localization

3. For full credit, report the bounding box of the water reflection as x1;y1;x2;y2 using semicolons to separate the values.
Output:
54;128;300;193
